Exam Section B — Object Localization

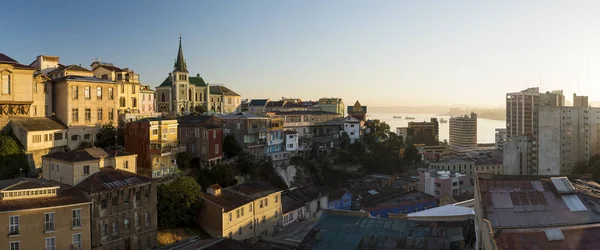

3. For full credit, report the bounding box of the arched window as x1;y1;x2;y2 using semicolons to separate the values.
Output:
161;93;166;102
188;89;192;101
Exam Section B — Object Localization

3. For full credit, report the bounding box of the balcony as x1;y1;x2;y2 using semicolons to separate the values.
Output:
149;142;186;156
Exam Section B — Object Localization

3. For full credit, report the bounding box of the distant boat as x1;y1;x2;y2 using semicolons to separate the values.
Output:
393;115;402;119
440;118;448;123
405;117;415;120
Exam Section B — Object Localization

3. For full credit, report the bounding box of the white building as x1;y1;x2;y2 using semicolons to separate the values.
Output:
429;154;503;176
396;127;410;141
284;130;299;151
287;184;329;220
494;128;507;149
449;112;477;148
538;106;600;175
343;116;363;143
281;192;306;227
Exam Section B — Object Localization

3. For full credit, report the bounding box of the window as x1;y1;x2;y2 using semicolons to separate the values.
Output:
33;135;42;143
9;216;19;235
132;98;137;108
161;93;166;102
72;109;79;122
33;106;37;116
204;131;207;138
2;74;10;94
120;83;124;93
45;212;55;231
145;213;150;226
112;221;118;235
228;97;232;104
265;198;268;206
84;86;90;99
83;165;90;175
135;214;140;228
54;132;62;140
241;207;244;216
124;160;129;169
45;237;55;250
72;233;81;249
108;87;114;99
262;216;266;223
96;87;102;99
72;209;81;228
120;97;126;107
213;130;216;138
260;200;263;208
97;108;103;121
124;218;130;229
275;195;278;203
85;109;91;121
108;108;114;121
169;128;175;134
229;213;232;221
249;203;253;212
215;144;219;154
9;241;19;250
132;85;136;94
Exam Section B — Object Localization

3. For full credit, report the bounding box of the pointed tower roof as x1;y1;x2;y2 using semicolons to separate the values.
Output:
174;35;189;73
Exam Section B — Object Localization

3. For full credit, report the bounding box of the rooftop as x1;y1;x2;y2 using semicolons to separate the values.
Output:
11;117;67;131
494;224;600;250
177;115;221;125
477;173;600;229
203;181;280;212
298;210;466;250
218;112;270;120
43;148;109;162
422;169;468;179
0;53;35;69
248;99;269;107
75;167;153;193
275;110;340;116
52;75;115;84
282;192;306;213
328;189;350;201
361;191;435;209
288;184;330;203
0;178;90;212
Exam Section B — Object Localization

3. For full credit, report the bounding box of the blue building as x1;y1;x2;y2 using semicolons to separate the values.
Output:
328;189;352;210
360;191;436;218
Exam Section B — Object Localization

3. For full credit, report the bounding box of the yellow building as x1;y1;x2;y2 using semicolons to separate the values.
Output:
0;178;92;250
29;55;62;117
90;61;142;115
125;118;185;178
199;182;282;240
53;75;119;149
0;53;36;118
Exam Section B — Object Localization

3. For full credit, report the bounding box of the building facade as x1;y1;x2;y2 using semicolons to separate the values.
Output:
573;93;589;108
124;118;184;178
347;100;367;121
327;189;352;210
266;117;285;163
219;112;271;158
407;118;439;145
494;128;506;149
11;117;69;169
155;38;241;116
177;116;224;168
0;178;92;250
418;169;473;198
90;61;141;116
0;53;36;119
343;116;363;143
538;106;600;175
449;112;477;148
287;184;329;220
315;98;345;116
139;85;156;117
198;182;282;240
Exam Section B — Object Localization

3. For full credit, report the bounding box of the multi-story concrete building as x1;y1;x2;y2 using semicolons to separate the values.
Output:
449;112;477;148
407;118;439;145
494;128;506;149
502;135;533;175
219;112;271;158
266;117;286;163
418;169;473;198
177;116;224;168
41;148;157;250
284;130;299;152
198;182;282;240
396;127;411;142
11;117;68;169
538;106;600;175
428;154;503;176
315;98;345;116
573;93;589;108
0;178;92;250
29;55;59;118
0;53;36;120
505;87;564;175
52;75;119;149
90;61;141;115
155;38;241;115
139;85;156;117
343;116;364;143
124;118;184;178
75;168;157;250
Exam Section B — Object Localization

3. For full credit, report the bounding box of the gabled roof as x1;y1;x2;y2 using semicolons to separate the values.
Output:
52;75;115;84
75;168;153;193
266;100;285;108
174;37;188;73
227;181;280;200
209;85;223;95
49;64;91;75
43;148;109;163
98;64;122;72
189;75;206;87
288;184;330;203
202;181;280;212
219;86;240;96
218;112;270;120
0;179;90;212
282;192;305;213
11;117;67;131
158;75;172;87
249;99;269;107
0;53;18;64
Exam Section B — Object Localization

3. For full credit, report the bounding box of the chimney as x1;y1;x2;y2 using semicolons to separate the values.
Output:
208;184;222;196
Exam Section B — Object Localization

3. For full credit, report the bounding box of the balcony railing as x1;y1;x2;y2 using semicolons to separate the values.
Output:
149;143;186;156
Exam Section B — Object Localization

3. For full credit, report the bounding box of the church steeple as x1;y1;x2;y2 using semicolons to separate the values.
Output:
174;34;188;73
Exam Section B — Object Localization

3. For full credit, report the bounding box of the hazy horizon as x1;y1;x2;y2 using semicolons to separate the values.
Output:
4;1;600;107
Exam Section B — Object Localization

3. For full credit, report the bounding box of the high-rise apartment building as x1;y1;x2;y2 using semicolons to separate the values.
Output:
538;106;600;175
504;87;564;174
449;112;477;148
573;93;589;108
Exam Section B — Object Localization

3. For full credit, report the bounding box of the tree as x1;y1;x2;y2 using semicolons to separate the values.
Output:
175;152;193;170
95;123;124;149
194;105;207;114
195;164;238;188
573;155;600;183
157;176;203;227
223;135;241;158
235;152;258;176
0;134;29;179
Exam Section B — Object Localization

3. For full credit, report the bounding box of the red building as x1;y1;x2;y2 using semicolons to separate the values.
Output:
177;116;224;168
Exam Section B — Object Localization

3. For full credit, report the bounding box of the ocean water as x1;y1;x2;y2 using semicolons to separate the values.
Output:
367;113;506;143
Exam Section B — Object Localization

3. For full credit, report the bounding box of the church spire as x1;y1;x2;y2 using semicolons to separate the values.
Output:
174;34;189;73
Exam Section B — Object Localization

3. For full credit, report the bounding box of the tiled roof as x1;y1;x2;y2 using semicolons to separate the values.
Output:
13;63;35;70
0;53;18;64
49;64;91;75
495;224;600;250
43;148;109;162
209;85;223;95
52;75;115;84
288;184;330;203
0;178;90;212
249;99;269;107
189;75;206;87
104;150;136;157
218;112;270;120
298;211;465;250
98;64;123;72
75;168;153;193
282;192;305;213
10;117;67;131
477;174;600;229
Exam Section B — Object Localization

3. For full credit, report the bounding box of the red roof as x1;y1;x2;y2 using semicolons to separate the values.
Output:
495;224;600;250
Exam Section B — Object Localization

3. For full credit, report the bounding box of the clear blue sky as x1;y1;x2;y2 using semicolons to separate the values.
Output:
3;0;600;107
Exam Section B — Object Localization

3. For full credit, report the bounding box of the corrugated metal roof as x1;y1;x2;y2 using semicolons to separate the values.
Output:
552;177;576;193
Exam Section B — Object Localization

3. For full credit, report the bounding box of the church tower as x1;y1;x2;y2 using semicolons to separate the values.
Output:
173;35;190;114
